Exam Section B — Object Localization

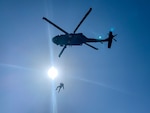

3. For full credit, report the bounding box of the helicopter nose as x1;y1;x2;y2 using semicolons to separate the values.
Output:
52;36;58;45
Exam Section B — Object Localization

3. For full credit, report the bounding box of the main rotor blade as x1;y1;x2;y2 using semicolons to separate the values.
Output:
59;45;67;57
43;17;68;34
73;8;92;33
84;43;98;50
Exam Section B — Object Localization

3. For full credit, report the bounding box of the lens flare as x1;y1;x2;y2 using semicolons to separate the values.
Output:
110;27;115;32
48;67;58;80
98;35;102;39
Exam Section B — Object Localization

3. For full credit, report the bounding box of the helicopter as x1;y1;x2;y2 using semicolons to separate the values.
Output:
43;8;117;57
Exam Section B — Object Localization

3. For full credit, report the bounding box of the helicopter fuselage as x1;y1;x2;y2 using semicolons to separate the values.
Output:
52;33;101;46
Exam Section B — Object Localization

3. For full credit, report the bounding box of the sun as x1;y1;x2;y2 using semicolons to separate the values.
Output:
48;66;58;80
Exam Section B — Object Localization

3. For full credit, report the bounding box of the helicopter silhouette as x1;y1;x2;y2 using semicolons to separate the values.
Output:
43;8;117;57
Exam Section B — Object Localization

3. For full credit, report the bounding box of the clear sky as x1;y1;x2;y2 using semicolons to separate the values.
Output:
0;0;150;113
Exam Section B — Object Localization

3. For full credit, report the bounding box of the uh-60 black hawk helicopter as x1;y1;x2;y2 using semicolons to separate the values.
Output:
43;8;117;57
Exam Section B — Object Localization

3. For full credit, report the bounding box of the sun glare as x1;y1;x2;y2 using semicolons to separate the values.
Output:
48;67;58;80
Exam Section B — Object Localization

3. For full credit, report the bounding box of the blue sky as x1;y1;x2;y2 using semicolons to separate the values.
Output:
0;0;150;113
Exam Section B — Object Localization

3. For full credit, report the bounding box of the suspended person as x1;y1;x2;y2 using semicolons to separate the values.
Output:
56;83;64;93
